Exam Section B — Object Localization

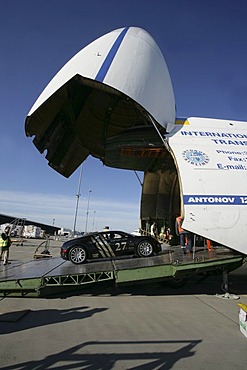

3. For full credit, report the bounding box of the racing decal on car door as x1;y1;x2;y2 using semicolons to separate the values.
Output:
98;234;116;257
91;236;108;258
95;236;112;257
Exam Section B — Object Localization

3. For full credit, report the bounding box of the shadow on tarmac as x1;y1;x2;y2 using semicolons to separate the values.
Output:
0;306;108;335
1;339;202;370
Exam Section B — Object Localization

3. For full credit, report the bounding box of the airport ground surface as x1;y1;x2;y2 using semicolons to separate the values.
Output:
0;238;247;369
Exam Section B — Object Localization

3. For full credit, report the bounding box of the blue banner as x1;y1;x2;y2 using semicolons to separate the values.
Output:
184;195;247;205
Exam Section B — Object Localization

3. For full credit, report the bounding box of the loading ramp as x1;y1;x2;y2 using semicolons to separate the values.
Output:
0;246;244;297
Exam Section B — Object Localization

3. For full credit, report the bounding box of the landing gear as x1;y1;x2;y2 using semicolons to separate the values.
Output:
167;277;188;288
215;270;239;300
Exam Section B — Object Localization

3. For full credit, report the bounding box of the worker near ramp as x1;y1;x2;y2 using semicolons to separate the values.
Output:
175;215;192;255
150;222;158;238
0;226;12;265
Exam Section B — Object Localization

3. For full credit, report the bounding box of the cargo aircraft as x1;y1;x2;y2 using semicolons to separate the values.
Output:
25;27;247;256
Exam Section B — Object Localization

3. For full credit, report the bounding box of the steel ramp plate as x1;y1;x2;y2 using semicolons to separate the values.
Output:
0;258;66;281
0;248;244;296
0;248;243;282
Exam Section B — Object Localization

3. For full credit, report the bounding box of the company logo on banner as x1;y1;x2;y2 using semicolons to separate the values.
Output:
184;195;247;205
182;150;209;166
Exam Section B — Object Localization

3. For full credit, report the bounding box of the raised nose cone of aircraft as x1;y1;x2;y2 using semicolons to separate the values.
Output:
25;27;176;177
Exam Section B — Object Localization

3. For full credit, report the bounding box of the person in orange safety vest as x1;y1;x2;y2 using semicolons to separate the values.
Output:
175;215;193;254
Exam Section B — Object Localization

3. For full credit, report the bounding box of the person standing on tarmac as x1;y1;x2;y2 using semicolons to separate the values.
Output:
150;222;158;238
175;215;192;255
0;226;12;265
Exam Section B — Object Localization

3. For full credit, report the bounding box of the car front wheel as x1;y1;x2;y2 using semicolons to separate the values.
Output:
137;240;154;257
69;245;87;264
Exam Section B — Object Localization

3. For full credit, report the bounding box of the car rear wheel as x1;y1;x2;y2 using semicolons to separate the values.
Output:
137;240;154;257
69;245;87;264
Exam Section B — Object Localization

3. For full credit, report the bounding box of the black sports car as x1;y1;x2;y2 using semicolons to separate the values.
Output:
60;230;162;264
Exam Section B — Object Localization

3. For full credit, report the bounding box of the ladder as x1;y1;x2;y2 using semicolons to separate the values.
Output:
10;218;26;246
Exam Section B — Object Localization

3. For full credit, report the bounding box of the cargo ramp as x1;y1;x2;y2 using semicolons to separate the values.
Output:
0;246;244;297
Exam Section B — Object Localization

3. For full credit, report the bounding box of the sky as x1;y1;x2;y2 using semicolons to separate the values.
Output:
0;0;247;233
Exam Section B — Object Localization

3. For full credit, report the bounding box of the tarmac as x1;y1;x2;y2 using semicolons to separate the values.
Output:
0;238;247;369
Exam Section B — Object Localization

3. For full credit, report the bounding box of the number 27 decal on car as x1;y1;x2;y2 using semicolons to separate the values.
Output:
115;242;127;251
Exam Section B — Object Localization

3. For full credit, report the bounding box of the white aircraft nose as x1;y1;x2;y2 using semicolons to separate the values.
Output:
25;27;176;177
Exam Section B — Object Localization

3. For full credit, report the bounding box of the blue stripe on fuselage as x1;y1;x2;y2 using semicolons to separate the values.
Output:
95;27;129;82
